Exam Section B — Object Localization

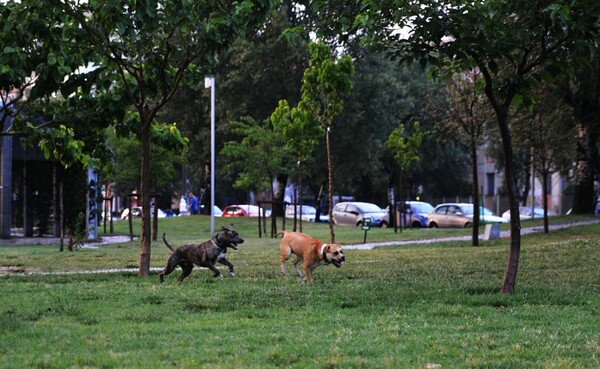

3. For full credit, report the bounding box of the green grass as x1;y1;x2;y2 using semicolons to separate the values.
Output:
0;216;599;368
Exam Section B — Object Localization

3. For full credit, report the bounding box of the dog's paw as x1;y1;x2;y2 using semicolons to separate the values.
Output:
229;271;236;277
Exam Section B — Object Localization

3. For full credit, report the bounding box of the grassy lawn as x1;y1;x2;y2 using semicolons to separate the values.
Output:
0;216;598;368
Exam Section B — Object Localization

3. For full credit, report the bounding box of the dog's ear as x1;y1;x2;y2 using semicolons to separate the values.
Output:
229;223;235;230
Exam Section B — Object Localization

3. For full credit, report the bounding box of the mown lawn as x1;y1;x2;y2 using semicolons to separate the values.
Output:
0;216;598;368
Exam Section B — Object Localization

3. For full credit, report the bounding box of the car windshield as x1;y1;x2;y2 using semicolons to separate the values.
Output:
413;203;433;213
357;203;383;213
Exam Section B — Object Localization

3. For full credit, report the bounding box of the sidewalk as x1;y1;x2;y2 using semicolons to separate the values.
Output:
343;219;600;250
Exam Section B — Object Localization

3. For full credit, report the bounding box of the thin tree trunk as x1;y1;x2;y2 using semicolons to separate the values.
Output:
497;110;522;294
139;120;152;277
326;128;335;243
470;142;480;246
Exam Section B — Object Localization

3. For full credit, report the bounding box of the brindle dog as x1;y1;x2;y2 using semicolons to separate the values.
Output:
159;226;244;283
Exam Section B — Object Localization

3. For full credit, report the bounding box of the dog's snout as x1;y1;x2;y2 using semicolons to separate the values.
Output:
341;255;346;261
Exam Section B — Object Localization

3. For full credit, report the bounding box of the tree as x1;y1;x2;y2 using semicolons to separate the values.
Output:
514;89;576;232
158;2;310;210
314;0;600;293
427;70;493;245
296;42;354;243
271;100;322;231
220;116;291;201
60;0;272;276
385;122;423;232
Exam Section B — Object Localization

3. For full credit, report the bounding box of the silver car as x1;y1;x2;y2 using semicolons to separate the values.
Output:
427;203;507;228
332;201;387;227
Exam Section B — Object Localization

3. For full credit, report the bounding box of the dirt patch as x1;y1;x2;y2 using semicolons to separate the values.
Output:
0;265;43;274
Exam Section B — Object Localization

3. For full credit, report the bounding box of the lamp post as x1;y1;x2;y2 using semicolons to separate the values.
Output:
205;76;216;233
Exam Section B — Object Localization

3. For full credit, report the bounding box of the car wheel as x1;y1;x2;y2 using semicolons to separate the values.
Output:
429;222;438;228
464;222;472;228
380;221;388;229
411;221;421;228
356;221;362;227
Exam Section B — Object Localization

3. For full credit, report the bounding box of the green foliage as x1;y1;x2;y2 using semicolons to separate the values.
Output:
220;116;292;194
386;122;424;172
105;122;187;194
299;42;354;128
270;100;323;173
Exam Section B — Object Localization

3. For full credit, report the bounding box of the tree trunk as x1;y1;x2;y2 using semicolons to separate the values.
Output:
496;110;522;294
470;141;480;246
542;172;549;233
138;119;152;277
326;128;335;243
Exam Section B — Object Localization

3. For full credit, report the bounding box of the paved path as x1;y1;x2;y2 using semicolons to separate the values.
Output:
343;219;600;250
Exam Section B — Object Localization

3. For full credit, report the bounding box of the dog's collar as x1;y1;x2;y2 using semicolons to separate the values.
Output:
321;244;330;264
211;239;225;250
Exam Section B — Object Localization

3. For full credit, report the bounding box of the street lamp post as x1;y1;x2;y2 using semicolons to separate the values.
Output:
205;76;216;233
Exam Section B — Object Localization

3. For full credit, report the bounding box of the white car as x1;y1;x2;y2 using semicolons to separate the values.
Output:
502;206;555;221
285;205;327;222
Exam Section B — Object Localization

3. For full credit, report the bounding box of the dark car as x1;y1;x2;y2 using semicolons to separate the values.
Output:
382;201;434;228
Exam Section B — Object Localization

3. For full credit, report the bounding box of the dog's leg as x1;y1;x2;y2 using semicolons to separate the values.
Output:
206;264;222;278
177;262;193;282
292;257;305;281
218;258;236;277
160;256;178;283
279;245;292;276
305;265;315;284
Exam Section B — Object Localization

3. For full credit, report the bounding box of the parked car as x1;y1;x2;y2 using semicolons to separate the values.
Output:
285;205;328;222
382;201;434;228
332;201;387;227
427;203;508;228
501;206;555;221
222;204;264;217
120;207;168;220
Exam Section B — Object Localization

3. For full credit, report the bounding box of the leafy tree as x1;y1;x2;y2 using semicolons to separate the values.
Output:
426;70;493;245
271;99;322;229
514;89;576;232
297;42;354;243
59;0;272;276
105;123;187;196
158;2;310;210
316;0;600;293
220;116;292;201
385;122;423;232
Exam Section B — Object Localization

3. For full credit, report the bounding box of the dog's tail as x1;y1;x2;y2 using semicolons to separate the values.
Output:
274;231;286;238
162;233;175;252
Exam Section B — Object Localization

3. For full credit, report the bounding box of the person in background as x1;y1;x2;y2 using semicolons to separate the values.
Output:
188;192;199;215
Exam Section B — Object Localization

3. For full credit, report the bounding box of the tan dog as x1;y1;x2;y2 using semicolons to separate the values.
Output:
275;231;345;283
